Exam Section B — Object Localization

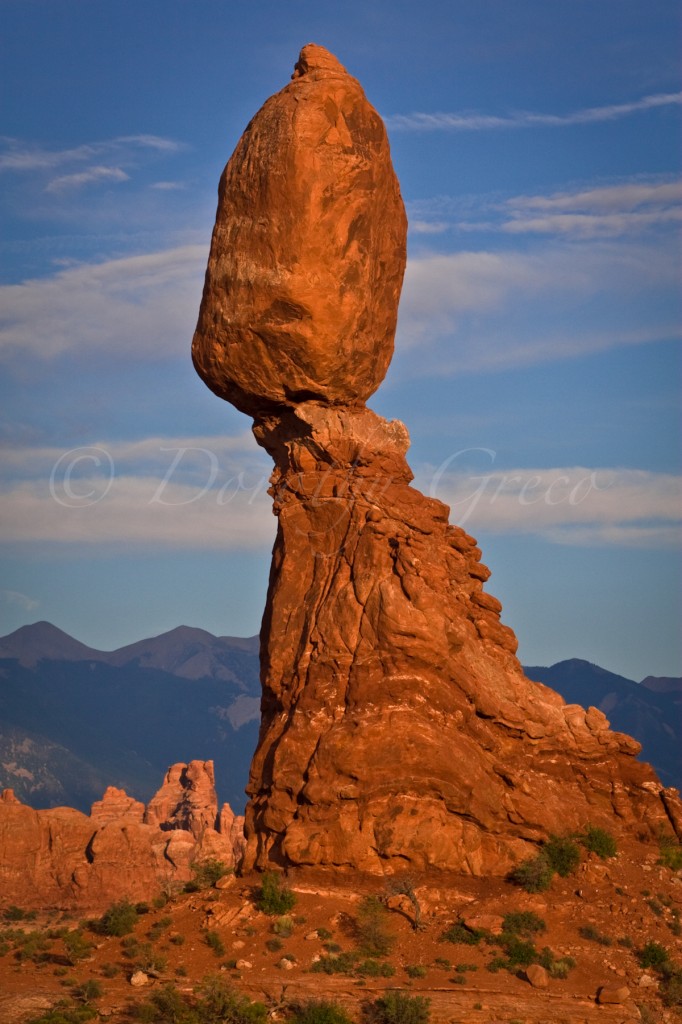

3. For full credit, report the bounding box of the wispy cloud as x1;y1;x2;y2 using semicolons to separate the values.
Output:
415;462;682;548
2;438;678;551
0;134;183;173
386;91;682;132
45;166;130;194
396;237;679;373
0;245;206;360
501;178;682;237
0;589;39;611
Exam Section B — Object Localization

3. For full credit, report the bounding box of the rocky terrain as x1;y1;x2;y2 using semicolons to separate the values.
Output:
0;760;244;910
1;833;681;1023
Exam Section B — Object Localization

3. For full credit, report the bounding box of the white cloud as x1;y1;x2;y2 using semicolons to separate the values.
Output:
0;589;39;611
501;178;682;237
415;462;681;548
395;238;679;374
45;165;130;194
386;91;682;132
0;245;206;360
0;134;183;173
2;439;678;551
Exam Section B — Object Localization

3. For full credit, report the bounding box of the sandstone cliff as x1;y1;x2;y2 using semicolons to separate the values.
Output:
192;44;682;877
0;761;244;910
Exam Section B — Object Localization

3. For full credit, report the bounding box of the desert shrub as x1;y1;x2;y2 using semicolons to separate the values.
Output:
192;859;232;889
3;905;36;922
317;927;332;941
126;940;167;972
323;941;342;953
101;962;119;978
508;853;554;892
661;965;682;1008
367;991;431;1024
310;952;358;975
134;977;267;1024
548;956;575;979
152;894;169;910
579;925;611;946
288;1000;354;1024
266;937;284;952
658;835;682;871
170;933;185;946
582;825;617;859
440;922;485;945
502;912;546;937
96;899;138;937
205;930;226;957
405;964;427;978
62;929;92;964
256;872;296;916
355;896;394;958
73;981;102;1002
495;934;538;967
273;915;295;937
543;835;581;877
25;1003;97;1024
356;958;395;977
618;935;634;948
638;941;670;969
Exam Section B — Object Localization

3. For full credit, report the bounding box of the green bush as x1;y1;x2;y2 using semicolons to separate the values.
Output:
26;1003;97;1024
357;959;395;978
273;915;295;937
192;860;232;889
582;825;617;859
367;991;431;1024
579;925;611;946
638;941;670;969
658;835;682;871
543;835;581;877
317;927;332;940
548;956;575;979
62;929;92;964
661;965;682;1008
73;981;102;1003
96;899;138;937
440;922;485;945
256;872;296;916
310;952;358;975
501;912;546;937
287;1000;354;1024
508;854;554;893
3;905;36;922
405;964;427;978
266;937;284;953
205;930;226;957
355;896;394;958
134;977;267;1024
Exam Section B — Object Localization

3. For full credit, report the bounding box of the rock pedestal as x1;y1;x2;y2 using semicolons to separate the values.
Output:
193;45;682;876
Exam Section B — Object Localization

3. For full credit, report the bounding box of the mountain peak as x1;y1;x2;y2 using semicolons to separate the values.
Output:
0;621;101;667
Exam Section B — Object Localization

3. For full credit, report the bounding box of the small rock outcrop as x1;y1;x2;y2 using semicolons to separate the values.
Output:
193;44;682;875
0;761;244;909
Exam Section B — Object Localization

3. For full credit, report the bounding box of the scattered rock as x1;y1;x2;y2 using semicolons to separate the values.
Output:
638;973;659;989
524;964;549;988
129;970;149;987
596;985;630;1004
304;930;319;941
236;959;252;969
461;913;504;936
278;958;295;971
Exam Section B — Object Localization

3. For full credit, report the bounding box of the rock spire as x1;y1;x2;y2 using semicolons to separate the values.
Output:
193;45;682;875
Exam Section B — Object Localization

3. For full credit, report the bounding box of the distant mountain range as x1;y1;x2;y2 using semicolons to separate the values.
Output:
0;622;679;813
0;622;261;813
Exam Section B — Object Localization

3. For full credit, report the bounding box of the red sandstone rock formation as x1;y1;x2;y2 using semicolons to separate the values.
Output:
0;761;244;909
193;45;682;876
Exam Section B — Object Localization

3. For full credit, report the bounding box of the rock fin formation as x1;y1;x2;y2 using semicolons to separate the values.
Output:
192;44;682;875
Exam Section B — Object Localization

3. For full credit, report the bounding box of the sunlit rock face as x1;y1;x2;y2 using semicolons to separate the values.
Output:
193;45;682;876
192;43;407;417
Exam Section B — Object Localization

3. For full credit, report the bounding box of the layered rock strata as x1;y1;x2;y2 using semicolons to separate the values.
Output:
192;45;682;875
0;761;244;909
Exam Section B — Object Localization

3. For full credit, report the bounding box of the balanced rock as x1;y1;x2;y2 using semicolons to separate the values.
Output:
192;43;407;416
193;45;682;876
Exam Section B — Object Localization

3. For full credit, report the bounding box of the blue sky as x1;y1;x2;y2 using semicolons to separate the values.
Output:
0;0;680;680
